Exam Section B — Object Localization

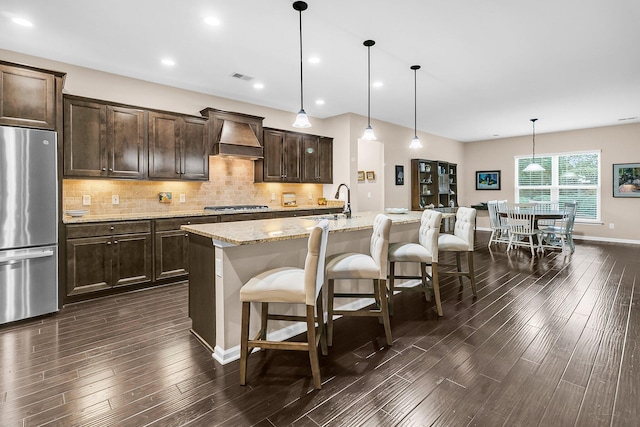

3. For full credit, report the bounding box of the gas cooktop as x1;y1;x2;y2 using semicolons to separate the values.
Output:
204;205;270;211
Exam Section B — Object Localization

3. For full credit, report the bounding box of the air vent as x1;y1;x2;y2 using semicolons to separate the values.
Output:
618;116;638;121
230;72;254;81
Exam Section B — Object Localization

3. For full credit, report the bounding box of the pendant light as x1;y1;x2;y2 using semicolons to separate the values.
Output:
523;118;545;172
409;65;423;149
362;39;376;140
292;1;311;128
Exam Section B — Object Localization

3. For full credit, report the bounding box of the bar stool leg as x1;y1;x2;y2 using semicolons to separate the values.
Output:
378;279;393;346
431;263;443;316
305;305;322;389
316;292;328;356
327;279;335;346
388;261;396;315
239;302;250;386
468;252;477;296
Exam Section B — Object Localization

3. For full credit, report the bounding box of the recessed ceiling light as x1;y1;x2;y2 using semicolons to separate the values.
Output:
308;56;320;64
161;58;176;66
204;16;221;26
253;82;264;89
372;81;383;88
315;99;325;105
12;17;33;27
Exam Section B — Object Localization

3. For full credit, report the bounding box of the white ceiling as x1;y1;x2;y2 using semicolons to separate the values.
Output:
1;0;639;142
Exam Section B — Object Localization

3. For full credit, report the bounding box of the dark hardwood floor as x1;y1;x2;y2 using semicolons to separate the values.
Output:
1;231;638;426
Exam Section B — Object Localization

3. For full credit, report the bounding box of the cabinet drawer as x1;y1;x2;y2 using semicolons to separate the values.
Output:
155;216;218;232
274;210;314;218
67;220;151;238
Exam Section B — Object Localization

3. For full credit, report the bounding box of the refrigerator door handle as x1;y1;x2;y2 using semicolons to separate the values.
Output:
0;249;55;265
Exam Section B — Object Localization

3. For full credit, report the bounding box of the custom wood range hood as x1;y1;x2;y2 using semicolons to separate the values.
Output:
201;107;264;159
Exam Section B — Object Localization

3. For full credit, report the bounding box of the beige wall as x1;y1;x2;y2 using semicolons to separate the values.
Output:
465;123;640;243
3;48;636;243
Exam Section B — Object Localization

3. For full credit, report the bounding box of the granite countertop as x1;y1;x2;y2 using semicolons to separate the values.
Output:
182;211;423;246
62;205;341;224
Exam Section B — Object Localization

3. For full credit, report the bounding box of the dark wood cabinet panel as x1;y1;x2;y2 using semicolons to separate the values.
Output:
282;132;301;182
112;232;153;287
64;96;146;178
261;128;286;181
107;106;146;178
317;137;333;183
148;111;181;179
301;135;333;183
63;98;106;177
258;128;332;183
0;62;63;130
257;128;301;182
65;221;152;297
148;112;208;180
66;236;112;296
154;216;218;282
181;116;209;180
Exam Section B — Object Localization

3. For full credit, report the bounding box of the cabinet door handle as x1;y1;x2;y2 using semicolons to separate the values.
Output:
114;240;118;244
108;168;113;172
102;167;107;171
185;233;189;237
107;241;112;245
110;226;115;230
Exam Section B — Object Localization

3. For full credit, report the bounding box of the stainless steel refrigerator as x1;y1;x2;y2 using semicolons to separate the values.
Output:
1;125;59;324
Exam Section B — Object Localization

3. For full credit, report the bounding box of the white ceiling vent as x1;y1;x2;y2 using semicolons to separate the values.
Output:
230;72;254;81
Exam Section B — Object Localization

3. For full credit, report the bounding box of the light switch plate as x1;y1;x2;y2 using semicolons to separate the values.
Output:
82;195;91;206
180;194;186;203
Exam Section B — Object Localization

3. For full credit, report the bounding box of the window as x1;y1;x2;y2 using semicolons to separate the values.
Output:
515;151;601;223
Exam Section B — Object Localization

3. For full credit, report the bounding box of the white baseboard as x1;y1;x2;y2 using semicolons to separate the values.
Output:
476;227;640;246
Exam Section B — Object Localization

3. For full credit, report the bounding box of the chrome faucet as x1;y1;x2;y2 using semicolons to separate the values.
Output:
334;183;351;218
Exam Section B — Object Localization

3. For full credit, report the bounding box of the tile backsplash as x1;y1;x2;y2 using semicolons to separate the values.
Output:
63;157;326;215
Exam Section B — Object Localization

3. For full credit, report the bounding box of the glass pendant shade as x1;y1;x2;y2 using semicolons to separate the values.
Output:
523;162;544;172
525;117;545;172
293;109;311;128
362;125;376;140
409;136;422;149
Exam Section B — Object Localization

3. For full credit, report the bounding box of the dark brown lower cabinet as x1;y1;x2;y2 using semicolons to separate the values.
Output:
66;221;153;297
154;217;218;281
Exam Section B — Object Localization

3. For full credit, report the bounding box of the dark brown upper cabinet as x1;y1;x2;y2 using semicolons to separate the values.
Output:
0;61;65;130
64;96;146;179
256;128;333;183
148;112;208;180
301;135;333;183
256;128;301;182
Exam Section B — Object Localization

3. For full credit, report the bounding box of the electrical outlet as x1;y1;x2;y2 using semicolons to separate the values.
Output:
180;194;186;203
367;192;371;199
609;223;615;229
112;195;119;205
308;192;313;200
82;195;91;206
271;193;276;202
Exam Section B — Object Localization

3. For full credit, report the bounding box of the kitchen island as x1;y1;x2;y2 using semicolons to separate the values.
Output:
182;211;423;364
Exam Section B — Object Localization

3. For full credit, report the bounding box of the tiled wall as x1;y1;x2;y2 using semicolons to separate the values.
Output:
63;157;327;215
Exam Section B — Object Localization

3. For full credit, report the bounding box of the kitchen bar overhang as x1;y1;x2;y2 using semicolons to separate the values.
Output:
182;211;423;364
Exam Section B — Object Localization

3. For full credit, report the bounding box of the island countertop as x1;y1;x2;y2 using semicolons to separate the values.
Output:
182;211;423;245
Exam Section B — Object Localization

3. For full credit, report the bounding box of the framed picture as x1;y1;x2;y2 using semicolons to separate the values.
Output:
476;170;501;190
613;163;640;197
395;165;404;185
366;171;375;181
357;170;365;181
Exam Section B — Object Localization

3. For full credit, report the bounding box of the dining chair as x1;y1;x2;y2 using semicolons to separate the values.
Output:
437;207;477;296
388;209;443;316
533;201;560;228
487;200;510;247
540;201;577;254
506;205;543;256
239;220;330;390
326;214;393;347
